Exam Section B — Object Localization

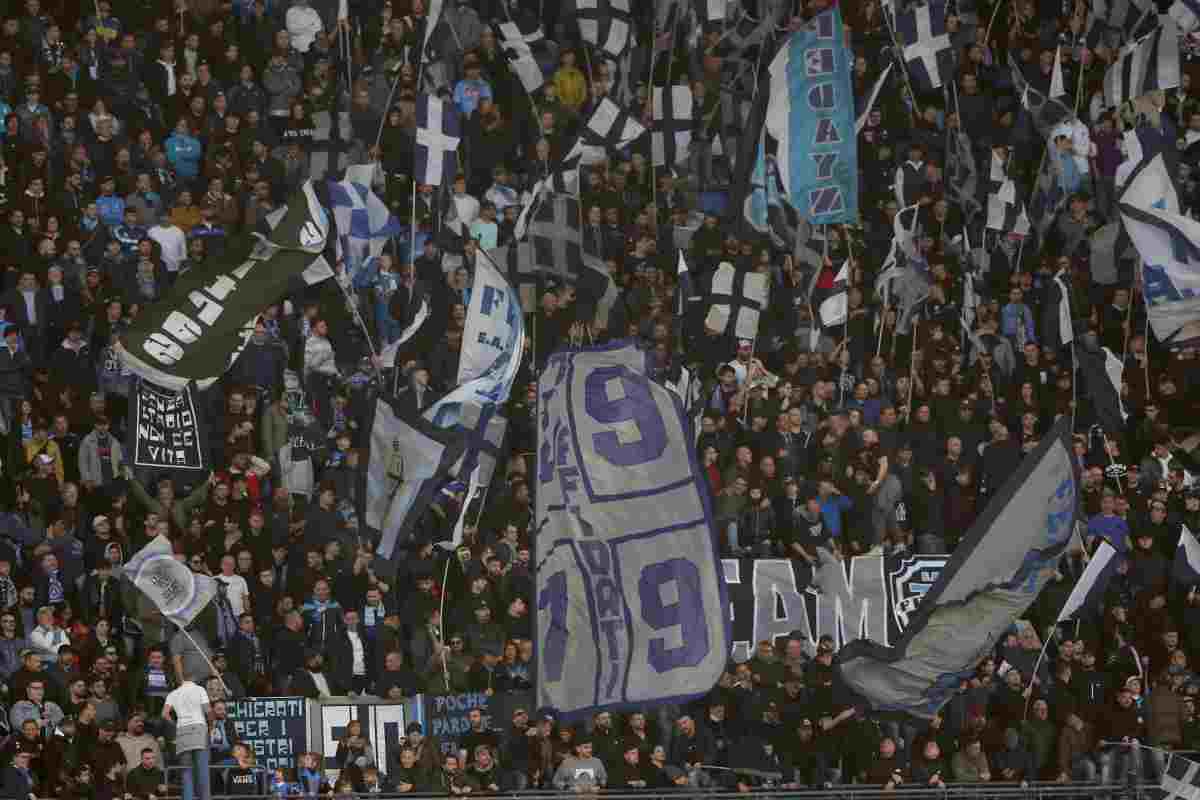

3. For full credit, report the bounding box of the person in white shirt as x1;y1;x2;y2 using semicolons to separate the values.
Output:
451;174;480;226
148;219;187;280
341;609;370;695
215;556;250;617
163;679;213;800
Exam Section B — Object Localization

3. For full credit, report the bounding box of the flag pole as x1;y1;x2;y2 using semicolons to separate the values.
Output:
438;554;452;690
176;624;231;697
984;0;1006;46
1021;629;1054;720
881;5;919;126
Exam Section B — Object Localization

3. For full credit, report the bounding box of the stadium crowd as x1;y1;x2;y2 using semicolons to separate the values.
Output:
0;0;1193;796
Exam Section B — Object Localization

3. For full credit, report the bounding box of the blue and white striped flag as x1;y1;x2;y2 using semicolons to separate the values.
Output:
327;164;402;273
125;535;218;628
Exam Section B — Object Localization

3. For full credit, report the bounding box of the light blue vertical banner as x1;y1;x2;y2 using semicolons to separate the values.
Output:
773;7;858;225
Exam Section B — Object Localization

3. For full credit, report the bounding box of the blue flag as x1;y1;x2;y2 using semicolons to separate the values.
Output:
764;7;858;225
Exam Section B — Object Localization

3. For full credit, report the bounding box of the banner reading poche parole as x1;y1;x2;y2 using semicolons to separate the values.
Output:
131;380;207;471
227;697;310;769
423;691;534;755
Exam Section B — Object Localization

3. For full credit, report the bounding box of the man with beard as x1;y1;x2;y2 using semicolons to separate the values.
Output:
291;648;340;699
116;713;162;776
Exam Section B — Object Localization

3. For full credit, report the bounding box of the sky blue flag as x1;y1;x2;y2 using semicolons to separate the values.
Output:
1174;525;1200;586
1056;540;1119;622
837;419;1077;719
764;7;858;226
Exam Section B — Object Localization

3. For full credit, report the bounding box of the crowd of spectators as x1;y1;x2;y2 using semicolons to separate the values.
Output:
0;0;1194;796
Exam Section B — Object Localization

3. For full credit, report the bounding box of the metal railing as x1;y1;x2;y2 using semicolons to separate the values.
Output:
96;784;1149;800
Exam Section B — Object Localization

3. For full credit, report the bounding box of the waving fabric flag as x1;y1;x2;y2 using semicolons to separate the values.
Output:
765;8;858;225
1103;18;1180;108
117;182;331;391
327;164;402;270
895;1;955;89
1170;0;1200;32
415;95;462;186
819;261;850;327
459;249;526;388
703;262;770;340
536;341;729;718
1075;339;1127;433
651;84;693;167
1056;540;1119;621
363;395;469;571
1174;526;1200;586
571;0;633;56
125;534;218;628
986;149;1030;235
837;419;1077;718
1119;151;1200;345
565;97;646;165
496;19;546;93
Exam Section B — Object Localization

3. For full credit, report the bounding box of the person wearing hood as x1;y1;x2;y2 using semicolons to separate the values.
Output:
48;322;94;396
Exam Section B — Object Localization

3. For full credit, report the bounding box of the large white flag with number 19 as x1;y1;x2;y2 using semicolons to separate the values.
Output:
535;342;729;718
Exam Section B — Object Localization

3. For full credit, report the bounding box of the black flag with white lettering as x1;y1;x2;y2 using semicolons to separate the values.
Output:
128;379;209;480
117;182;334;391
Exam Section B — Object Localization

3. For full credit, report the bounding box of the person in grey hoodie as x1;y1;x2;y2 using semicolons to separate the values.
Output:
553;736;607;791
262;51;302;134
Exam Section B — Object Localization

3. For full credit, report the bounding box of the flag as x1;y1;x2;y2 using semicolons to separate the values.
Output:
1076;340;1127;433
1165;754;1200;800
945;128;981;219
1119;152;1200;345
675;249;695;318
565;97;646;165
421;0;444;59
765;8;858;225
514;157;581;242
895;1;955;90
1030;145;1068;240
1056;540;1120;621
362;394;470;571
1174;525;1200;585
415;95;462;186
1053;274;1075;346
715;6;777;62
129;380;208;476
125;534;218;628
496;19;546;93
438;464;483;551
698;0;726;22
536;341;729;717
651;84;693;167
703;262;770;340
837;419;1077;718
570;0;633;57
459;248;526;390
1011;63;1075;139
378;298;431;367
1050;46;1066;98
1103;18;1181;108
1170;0;1200;33
453;405;508;487
1088;0;1156;46
1090;221;1137;285
819;261;850;327
855;64;893;134
327;164;402;271
520;192;607;295
118;182;331;391
986;150;1030;235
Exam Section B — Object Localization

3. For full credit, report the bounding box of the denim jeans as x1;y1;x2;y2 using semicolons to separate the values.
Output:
1071;755;1098;782
181;746;212;800
1099;745;1141;786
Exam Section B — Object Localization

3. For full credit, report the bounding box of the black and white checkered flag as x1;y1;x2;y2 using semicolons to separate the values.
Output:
570;0;633;57
651;84;693;167
564;97;646;165
496;19;546;94
1163;753;1200;800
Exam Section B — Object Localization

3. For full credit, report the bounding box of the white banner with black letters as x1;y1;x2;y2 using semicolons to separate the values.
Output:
130;380;208;474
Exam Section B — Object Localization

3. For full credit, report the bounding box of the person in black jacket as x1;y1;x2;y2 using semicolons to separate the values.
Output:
1098;685;1146;786
290;650;343;699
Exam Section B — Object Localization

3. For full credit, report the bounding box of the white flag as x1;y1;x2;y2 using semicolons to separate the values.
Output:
124;535;217;628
